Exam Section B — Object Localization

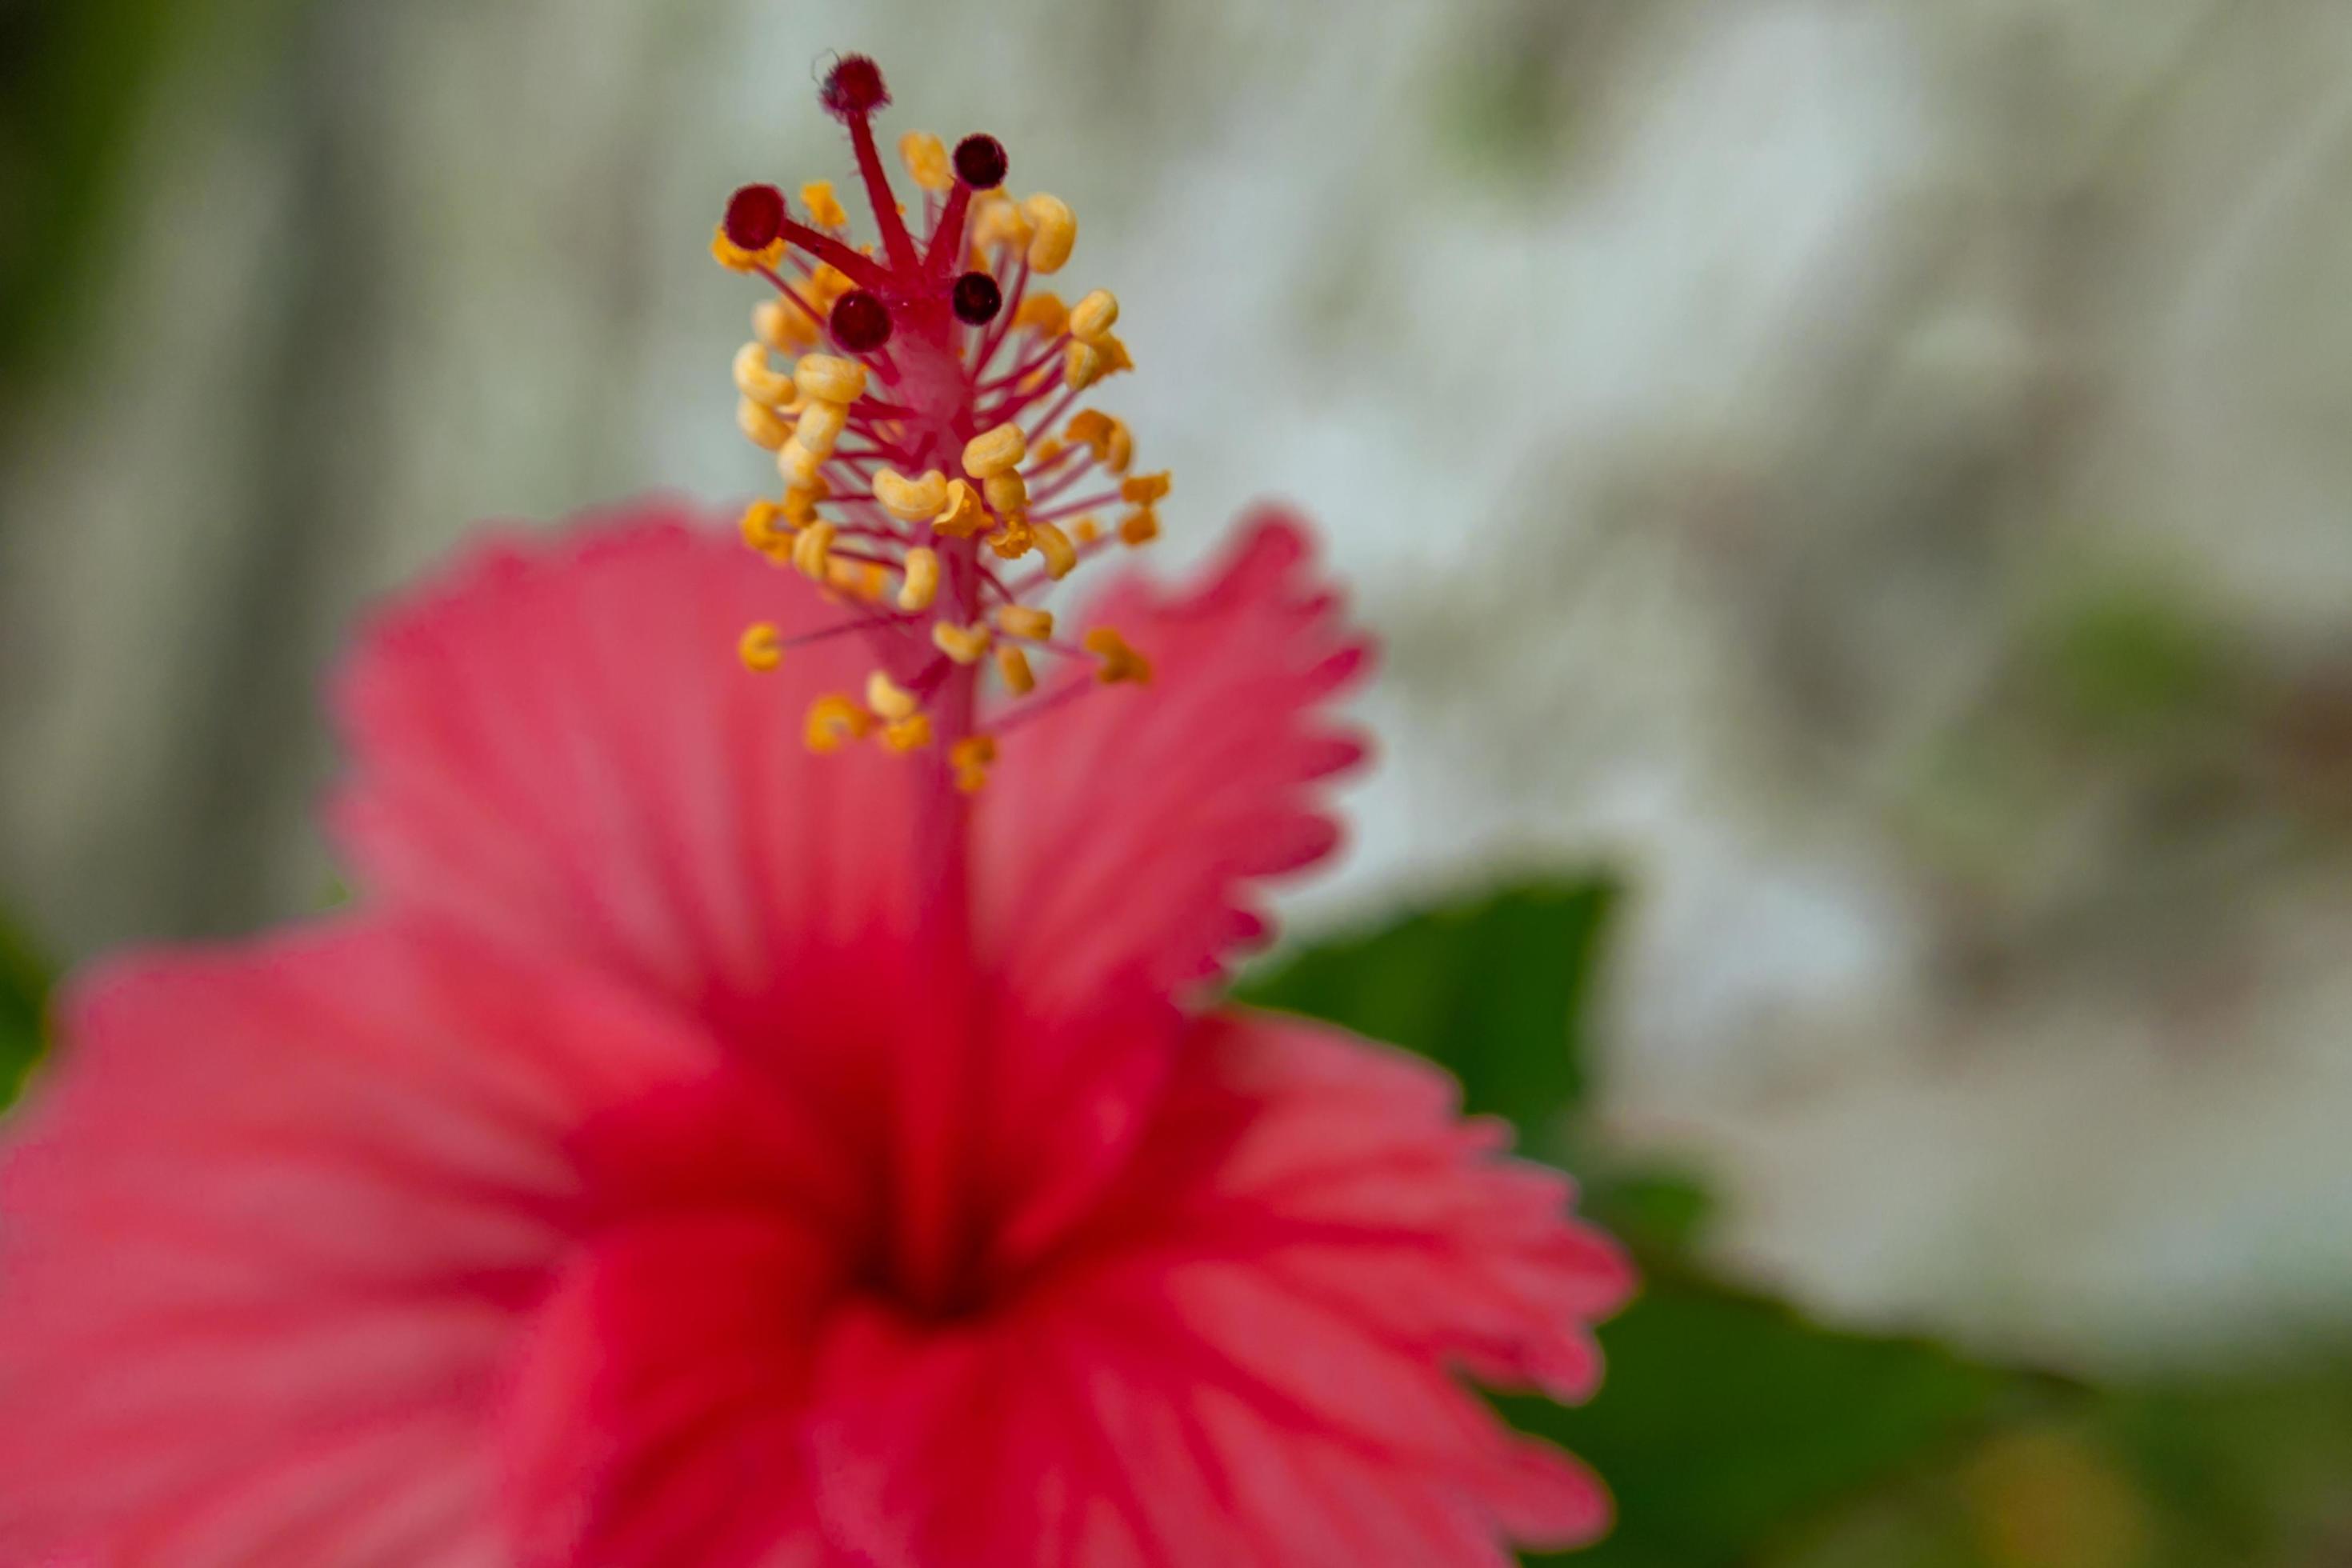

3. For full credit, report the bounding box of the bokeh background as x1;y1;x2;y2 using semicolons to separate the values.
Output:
6;0;2352;1561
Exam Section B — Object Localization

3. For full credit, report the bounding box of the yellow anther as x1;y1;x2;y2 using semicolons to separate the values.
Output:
1118;507;1159;546
738;622;783;672
931;478;988;538
883;714;934;753
793;354;867;405
806;694;874;754
738;397;791;451
777;438;826;487
996;642;1036;696
982;470;1029;516
950;734;996;794
712;225;784;273
794;400;848;459
1065;341;1104;390
1085;626;1152;685
932;621;992;665
898;547;940;611
734;342;796;406
987;512;1035;560
866;670;919;722
1069;289;1118;344
1033;519;1078;580
1094;334;1134;378
783;478;829;527
1121;470;1171;506
740;499;790;551
972;193;1032;250
1066;410;1135;474
1032;435;1066;465
754;298;804;353
752;298;790;347
790;520;836;580
829;558;887;602
898;131;953;191
1014;291;1069;337
1072;514;1102;544
962;422;1027;480
997;605;1054;641
1022;194;1076;273
801;181;849;230
806;262;854;311
874;467;950;522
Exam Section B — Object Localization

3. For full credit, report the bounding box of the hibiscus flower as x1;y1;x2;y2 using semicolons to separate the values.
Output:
0;55;1631;1566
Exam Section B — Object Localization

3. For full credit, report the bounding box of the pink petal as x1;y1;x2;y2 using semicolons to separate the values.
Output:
802;1286;1589;1568
974;510;1374;1020
803;1010;1628;1566
328;501;926;1044
1141;1014;1632;1400
499;1216;846;1568
806;1302;1201;1568
0;921;717;1564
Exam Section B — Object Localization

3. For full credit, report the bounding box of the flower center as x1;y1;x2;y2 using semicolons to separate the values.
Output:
716;54;1166;790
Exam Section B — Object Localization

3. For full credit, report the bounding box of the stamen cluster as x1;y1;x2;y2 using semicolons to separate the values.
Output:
715;54;1166;792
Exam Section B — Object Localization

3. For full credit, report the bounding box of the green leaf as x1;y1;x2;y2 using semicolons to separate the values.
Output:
1515;1264;2028;1567
1577;1163;1718;1257
1234;878;1618;1157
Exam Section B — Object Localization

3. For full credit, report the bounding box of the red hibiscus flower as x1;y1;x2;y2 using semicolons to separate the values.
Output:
0;54;1631;1566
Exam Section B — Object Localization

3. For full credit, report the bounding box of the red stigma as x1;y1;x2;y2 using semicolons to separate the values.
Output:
951;271;1002;326
953;134;1008;190
820;54;890;120
830;289;894;351
722;183;786;250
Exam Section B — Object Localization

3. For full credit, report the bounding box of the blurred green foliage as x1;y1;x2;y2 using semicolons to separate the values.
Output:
2;0;182;401
0;0;294;410
1242;878;2352;1566
1778;1367;2352;1568
1427;2;1642;187
0;906;50;1108
1520;1270;2022;1568
2085;1371;2352;1566
2030;577;2242;746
